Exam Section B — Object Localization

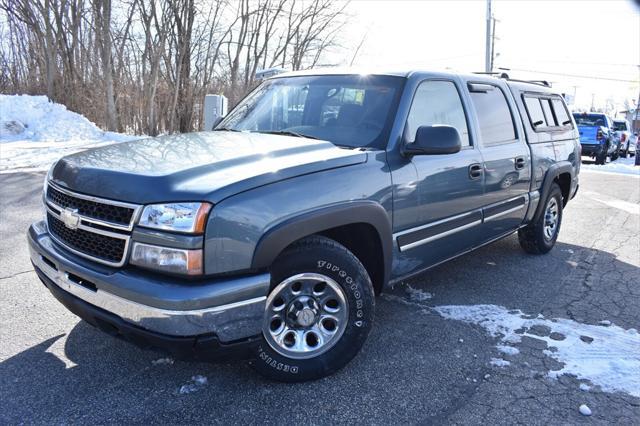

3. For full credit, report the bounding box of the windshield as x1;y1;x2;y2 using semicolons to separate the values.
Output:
218;75;405;149
613;121;628;131
573;113;607;127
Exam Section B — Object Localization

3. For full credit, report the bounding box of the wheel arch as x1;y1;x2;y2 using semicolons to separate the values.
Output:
532;161;573;223
251;201;392;294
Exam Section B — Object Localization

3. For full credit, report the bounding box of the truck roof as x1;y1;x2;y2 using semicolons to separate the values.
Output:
274;67;559;93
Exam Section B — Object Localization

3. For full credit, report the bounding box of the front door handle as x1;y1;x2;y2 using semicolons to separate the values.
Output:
515;157;526;170
469;163;483;180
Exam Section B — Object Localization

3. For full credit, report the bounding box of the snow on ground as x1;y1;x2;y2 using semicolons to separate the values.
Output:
434;304;640;397
0;94;140;173
405;284;433;302
178;375;208;394
581;155;639;177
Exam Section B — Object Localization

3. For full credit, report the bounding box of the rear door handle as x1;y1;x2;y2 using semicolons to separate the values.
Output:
515;157;526;170
469;163;483;180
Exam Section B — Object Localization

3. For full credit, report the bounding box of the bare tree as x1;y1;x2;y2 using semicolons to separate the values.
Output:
0;0;351;134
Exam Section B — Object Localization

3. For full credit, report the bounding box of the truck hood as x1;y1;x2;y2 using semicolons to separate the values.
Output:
50;131;367;204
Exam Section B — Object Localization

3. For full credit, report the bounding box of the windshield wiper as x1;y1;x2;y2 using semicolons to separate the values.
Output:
255;130;320;140
213;127;241;132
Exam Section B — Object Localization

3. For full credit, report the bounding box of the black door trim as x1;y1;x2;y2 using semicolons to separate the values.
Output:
394;210;483;251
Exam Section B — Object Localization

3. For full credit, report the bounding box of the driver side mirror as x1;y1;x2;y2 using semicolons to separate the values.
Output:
403;125;462;156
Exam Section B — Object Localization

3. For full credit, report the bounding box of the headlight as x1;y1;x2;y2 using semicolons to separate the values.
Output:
130;242;203;275
138;202;212;233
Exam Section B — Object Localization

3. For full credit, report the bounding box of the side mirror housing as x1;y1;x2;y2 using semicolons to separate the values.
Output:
403;125;462;156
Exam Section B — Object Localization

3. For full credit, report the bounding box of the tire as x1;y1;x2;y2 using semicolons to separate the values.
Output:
518;183;563;254
611;147;619;161
620;149;627;158
251;235;375;382
595;150;607;165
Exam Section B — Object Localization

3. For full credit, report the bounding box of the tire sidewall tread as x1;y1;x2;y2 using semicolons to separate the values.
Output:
518;183;563;255
251;235;375;382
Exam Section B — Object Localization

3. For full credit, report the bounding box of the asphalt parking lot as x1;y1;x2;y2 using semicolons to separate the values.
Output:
1;170;639;425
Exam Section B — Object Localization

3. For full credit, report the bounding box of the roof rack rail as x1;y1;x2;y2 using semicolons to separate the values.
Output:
472;71;510;79
506;78;552;88
472;72;551;88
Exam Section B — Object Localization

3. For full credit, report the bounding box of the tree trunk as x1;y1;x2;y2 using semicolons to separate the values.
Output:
97;0;117;131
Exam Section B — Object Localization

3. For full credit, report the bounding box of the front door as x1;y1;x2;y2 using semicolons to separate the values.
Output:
390;79;486;279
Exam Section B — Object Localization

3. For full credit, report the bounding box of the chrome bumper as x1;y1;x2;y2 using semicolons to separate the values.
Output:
28;221;269;342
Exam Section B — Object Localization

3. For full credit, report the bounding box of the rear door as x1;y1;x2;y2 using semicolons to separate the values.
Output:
465;81;531;239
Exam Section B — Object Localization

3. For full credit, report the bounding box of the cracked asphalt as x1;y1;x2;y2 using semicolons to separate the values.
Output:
1;169;639;425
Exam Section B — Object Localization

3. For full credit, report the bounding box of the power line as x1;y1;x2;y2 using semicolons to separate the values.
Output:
501;67;639;83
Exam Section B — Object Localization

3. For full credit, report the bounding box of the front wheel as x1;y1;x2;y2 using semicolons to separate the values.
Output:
620;149;628;158
518;183;563;254
251;235;375;382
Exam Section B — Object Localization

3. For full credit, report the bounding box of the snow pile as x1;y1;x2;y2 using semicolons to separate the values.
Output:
0;94;139;173
581;156;639;176
434;304;640;397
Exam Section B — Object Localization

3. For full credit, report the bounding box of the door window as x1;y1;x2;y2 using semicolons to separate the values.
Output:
406;80;470;147
469;85;516;145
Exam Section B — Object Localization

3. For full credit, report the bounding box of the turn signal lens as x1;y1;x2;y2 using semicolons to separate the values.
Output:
130;242;203;275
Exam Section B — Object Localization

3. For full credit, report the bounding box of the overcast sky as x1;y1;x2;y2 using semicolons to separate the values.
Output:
339;0;639;112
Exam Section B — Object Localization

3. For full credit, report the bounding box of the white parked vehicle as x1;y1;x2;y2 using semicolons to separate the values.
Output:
629;132;637;157
612;119;633;157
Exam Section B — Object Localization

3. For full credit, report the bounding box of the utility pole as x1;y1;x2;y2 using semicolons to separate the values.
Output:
485;0;492;73
490;17;499;72
635;65;640;133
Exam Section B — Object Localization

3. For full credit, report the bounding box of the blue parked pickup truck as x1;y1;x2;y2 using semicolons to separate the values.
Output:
29;69;580;381
573;112;619;164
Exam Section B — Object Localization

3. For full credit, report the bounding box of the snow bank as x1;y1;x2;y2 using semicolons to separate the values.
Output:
581;156;639;177
434;304;640;397
0;94;139;173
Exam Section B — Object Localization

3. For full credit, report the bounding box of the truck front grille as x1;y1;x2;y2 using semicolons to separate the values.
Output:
47;213;126;264
46;184;134;226
44;182;140;267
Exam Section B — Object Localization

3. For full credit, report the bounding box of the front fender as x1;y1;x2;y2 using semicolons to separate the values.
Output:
251;201;392;285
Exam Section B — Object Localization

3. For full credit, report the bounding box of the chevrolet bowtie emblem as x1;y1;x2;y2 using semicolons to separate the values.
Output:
61;208;80;230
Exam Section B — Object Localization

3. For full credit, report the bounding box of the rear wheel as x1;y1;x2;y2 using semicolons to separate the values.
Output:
251;235;375;382
611;146;620;161
518;183;563;254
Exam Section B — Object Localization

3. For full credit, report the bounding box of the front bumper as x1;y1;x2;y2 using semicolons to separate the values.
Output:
28;221;270;356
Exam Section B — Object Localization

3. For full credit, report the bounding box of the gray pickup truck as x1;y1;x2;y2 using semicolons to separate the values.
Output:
28;69;580;382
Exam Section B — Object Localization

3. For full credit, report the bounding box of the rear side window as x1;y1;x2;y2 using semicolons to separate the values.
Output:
613;121;628;131
524;95;573;131
540;99;556;126
523;97;546;128
406;80;470;147
469;85;516;145
551;98;572;126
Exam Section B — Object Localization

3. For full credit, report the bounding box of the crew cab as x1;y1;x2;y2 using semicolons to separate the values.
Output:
573;112;619;164
28;69;580;382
